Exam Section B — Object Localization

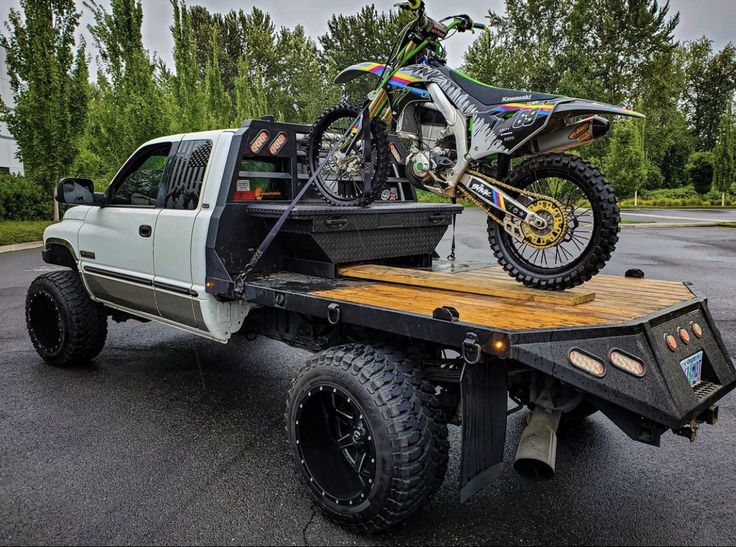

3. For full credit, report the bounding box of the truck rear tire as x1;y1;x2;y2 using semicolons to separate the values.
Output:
286;344;448;533
26;270;108;367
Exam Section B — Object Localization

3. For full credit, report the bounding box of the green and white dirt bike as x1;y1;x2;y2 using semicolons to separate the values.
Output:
308;0;644;290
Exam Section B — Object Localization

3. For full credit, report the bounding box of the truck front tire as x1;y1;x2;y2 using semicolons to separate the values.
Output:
26;270;108;367
286;344;449;533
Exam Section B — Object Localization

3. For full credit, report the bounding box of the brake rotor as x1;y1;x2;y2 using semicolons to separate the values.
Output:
521;199;568;249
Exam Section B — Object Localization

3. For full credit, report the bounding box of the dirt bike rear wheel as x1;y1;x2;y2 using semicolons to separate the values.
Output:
308;103;390;207
487;153;620;290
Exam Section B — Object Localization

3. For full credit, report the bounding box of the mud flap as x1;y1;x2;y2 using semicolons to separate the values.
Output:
459;360;507;502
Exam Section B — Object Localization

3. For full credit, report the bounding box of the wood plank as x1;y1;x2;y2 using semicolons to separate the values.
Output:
338;264;596;306
310;264;696;332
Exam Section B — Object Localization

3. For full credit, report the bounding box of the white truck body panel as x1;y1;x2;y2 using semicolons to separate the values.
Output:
43;129;252;343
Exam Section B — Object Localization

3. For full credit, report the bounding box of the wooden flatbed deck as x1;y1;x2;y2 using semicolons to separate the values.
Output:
304;264;697;331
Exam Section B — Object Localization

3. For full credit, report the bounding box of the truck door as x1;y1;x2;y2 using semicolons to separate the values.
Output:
78;141;176;317
153;136;217;328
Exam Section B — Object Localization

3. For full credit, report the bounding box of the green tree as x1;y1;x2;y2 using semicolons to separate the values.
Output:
464;0;678;103
686;151;715;195
0;0;89;220
170;0;205;132
712;99;735;194
204;29;231;128
683;38;736;151
604;118;648;197
87;0;171;173
234;57;268;123
273;26;338;123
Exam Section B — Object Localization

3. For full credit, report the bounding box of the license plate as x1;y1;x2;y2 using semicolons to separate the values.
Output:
680;351;703;386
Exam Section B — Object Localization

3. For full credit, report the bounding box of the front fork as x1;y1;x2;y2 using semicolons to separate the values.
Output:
460;173;548;241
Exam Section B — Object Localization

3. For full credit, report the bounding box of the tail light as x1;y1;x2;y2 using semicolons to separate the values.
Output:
568;349;606;378
609;350;646;377
249;130;270;153
268;132;288;155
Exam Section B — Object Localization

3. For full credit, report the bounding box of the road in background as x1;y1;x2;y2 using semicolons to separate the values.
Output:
1;219;735;545
620;207;736;224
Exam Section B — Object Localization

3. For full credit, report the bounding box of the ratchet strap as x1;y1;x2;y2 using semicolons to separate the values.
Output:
233;105;371;296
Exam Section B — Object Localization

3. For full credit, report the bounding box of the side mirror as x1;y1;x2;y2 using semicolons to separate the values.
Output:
55;177;104;206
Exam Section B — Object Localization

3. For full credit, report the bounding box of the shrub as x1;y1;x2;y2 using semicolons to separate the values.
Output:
0;174;52;221
686;152;715;195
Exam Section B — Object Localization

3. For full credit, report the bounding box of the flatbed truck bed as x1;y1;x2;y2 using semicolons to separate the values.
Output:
35;119;736;532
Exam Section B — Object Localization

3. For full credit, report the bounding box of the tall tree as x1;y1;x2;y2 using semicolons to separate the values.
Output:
683;38;736;151
170;0;205;132
233;57;268;123
204;29;231;128
273;25;338;123
0;0;89;219
604;118;648;196
712;98;735;195
87;0;171;171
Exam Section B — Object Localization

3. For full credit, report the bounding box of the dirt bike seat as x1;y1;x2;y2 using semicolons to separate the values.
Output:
445;68;558;107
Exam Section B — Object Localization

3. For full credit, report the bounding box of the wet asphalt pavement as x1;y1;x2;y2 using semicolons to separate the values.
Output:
1;217;736;546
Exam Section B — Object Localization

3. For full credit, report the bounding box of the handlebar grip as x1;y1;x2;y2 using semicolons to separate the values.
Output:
473;21;487;30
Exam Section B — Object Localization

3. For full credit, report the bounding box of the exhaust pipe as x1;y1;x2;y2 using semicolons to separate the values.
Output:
530;115;609;154
514;405;562;480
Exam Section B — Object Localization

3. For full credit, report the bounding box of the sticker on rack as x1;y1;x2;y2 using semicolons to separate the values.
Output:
237;180;251;192
680;351;703;387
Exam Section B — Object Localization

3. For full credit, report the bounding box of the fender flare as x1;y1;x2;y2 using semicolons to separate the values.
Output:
43;238;78;269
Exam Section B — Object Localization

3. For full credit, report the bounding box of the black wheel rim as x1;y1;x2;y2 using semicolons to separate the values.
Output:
28;291;64;355
312;114;375;203
295;384;377;506
501;167;599;274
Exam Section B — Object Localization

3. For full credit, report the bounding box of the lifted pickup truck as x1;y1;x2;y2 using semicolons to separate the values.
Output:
28;118;736;533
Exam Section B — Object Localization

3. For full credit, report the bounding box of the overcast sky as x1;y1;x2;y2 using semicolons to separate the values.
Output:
1;0;734;70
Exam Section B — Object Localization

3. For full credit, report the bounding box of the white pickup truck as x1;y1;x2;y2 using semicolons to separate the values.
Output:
26;118;736;534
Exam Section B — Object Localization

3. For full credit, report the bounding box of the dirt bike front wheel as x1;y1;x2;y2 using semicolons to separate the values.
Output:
487;153;620;290
308;103;390;207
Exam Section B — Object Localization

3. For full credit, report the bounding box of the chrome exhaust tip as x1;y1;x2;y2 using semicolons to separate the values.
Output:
514;406;562;481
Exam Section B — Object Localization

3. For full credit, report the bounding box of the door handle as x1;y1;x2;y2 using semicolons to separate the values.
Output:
139;225;152;238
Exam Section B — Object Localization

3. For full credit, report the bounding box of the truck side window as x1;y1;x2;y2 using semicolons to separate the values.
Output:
162;139;213;210
109;143;171;206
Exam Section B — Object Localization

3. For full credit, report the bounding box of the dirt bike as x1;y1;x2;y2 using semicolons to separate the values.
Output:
308;0;644;290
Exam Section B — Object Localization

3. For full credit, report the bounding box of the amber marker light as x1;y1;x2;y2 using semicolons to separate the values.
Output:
205;279;215;289
568;349;606;378
664;333;678;351
268;132;288;155
492;339;507;353
249;130;270;153
678;327;690;344
691;322;703;338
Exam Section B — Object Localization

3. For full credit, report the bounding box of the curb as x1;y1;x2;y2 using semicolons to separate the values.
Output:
0;240;43;254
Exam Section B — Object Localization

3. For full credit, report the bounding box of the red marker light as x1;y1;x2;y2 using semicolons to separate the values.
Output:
691;322;703;338
678;327;690;344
